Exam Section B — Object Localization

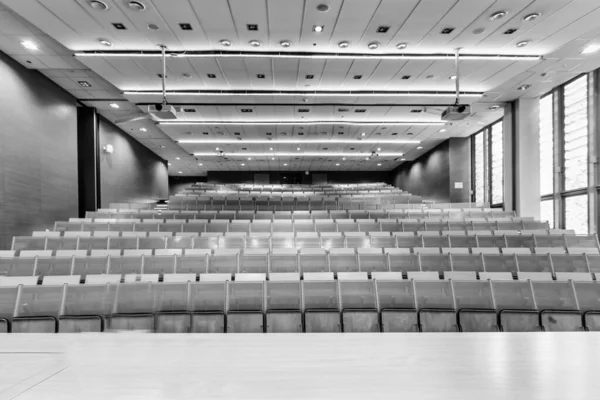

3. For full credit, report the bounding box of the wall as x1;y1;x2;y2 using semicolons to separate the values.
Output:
448;138;472;203
98;117;169;207
0;52;78;249
206;171;390;185
169;176;207;196
390;141;451;202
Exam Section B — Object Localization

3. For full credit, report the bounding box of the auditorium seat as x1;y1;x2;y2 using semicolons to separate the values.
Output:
270;249;298;273
450;254;484;272
190;280;227;333
388;251;419;273
453;280;498;332
491;280;540;332
60;284;116;332
532;281;583;331
12;284;62;333
329;248;358;273
299;249;328;273
338;273;378;332
302;275;341;332
228;278;265;333
414;281;458;332
419;254;451;272
357;248;388;273
573;282;600;331
239;249;269;274
483;254;517;273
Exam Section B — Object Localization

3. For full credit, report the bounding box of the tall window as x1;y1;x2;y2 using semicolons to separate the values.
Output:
540;199;554;229
563;75;588;191
490;122;504;205
539;94;554;196
471;119;503;207
565;195;588;234
474;132;485;203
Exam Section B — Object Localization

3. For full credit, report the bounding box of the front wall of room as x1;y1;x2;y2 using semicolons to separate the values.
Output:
98;117;169;207
0;52;78;249
204;171;391;186
389;141;451;203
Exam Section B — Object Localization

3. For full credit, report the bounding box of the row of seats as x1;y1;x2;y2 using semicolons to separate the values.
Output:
13;232;597;251
56;220;550;233
2;252;599;276
86;210;516;220
1;279;599;333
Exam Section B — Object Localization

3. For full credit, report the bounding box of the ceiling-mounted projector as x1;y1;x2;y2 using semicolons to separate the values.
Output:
148;104;177;120
441;104;471;121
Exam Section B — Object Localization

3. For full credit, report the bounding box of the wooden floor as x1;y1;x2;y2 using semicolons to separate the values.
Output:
0;333;599;399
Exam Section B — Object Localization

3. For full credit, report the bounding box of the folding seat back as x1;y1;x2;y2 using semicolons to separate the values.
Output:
229;220;250;233
209;250;239;275
491;280;540;332
250;220;271;234
165;236;194;250
476;233;506;248
532;281;583;331
345;232;370;249
566;234;600;250
394;232;422;248
376;280;417;332
349;211;369;220
12;285;63;333
193;235;219;250
73;256;109;277
388;251;419;273
138;236;166;250
177;250;209;274
483;254;517;273
336;220;359;233
142;255;176;275
339;278;378;332
183;220;207;234
271;232;295;249
402;221;426;232
452;280;498;332
357;248;388;273
299;249;328;273
108;255;143;275
379;219;401;232
269;249;298;273
45;237;78;251
414;280;457;332
272;221;293;234
523;221;550;231
450;254;484;272
108;283;155;331
421;233;450;248
245;233;270;249
273;211;293;220
551;254;589;273
574;282;600;331
516;254;553;273
107;236;138;250
302;279;340;332
206;220;228;233
320;232;345;249
239;249;269;274
505;234;535;250
60;284;116;332
315;219;337;233
419;254;451;272
328;248;358;273
12;237;46;252
220;234;246;250
227;281;265;333
34;256;73;277
190;280;227;333
447;233;477;248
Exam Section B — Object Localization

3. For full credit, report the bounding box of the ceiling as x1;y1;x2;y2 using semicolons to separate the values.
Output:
2;0;600;176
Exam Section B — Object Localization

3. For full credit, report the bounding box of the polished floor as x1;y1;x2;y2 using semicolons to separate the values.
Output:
0;333;599;399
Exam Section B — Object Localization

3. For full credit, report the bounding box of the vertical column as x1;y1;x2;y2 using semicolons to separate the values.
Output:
448;138;471;203
77;106;100;217
589;71;599;234
513;98;541;219
502;103;514;211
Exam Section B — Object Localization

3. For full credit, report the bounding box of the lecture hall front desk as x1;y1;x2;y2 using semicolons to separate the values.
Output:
0;333;599;399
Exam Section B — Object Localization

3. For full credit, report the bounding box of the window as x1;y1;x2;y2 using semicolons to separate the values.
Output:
474;132;485;203
490;122;504;205
563;76;588;191
539;94;554;196
540;199;554;229
565;195;588;234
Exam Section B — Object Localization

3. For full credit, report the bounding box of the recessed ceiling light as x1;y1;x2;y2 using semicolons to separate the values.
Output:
198;163;203;166
342;158;346;161
489;105;501;110
283;163;288;166
178;171;182;174
377;148;381;151
338;41;350;48
396;43;408;50
297;147;301;150
472;28;485;35
489;11;507;21
98;38;112;47
582;44;600;54
504;28;517;35
112;23;127;30
147;23;159;30
220;39;231;47
271;157;275;160
313;25;324;33
353;75;362;79
215;147;219;150
280;40;292;48
518;84;531;91
365;157;370;160
175;157;180;160
417;146;423;150
139;127;147;132
449;75;457;80
361;133;366;136
335;163;340;166
377;163;382;166
401;158;406;161
168;162;171;165
367;42;379;49
109;103;119;108
377;26;389;33
128;1;145;11
269;147;273;151
89;0;109;11
523;13;541;22
160;145;166;149
317;4;329;12
20;40;38;50
439;128;447;133
516;40;530;48
249;40;261;47
240;163;245;166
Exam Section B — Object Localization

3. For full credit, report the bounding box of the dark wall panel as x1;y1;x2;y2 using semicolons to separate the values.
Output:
205;171;390;185
98;117;168;207
390;141;451;203
0;52;78;249
448;138;472;203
